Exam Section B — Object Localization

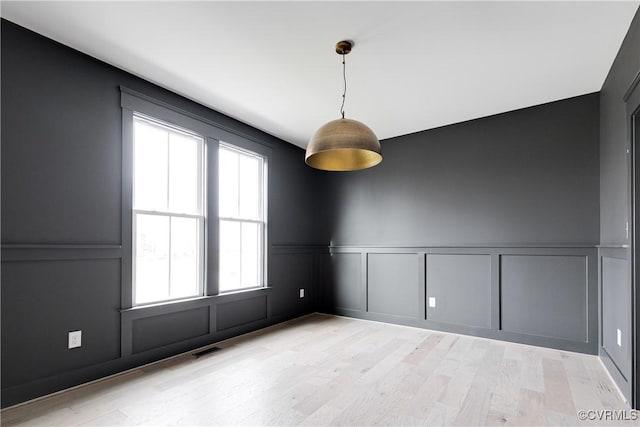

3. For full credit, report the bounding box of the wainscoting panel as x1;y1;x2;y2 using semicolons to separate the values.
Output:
270;252;315;318
426;254;492;328
1;258;121;389
599;249;632;403
326;252;362;311
324;246;597;354
217;295;268;331
367;253;419;318
501;255;588;342
132;306;210;354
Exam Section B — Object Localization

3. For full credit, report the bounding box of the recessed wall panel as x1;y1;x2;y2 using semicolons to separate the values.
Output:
501;255;587;341
426;254;491;328
328;253;362;310
217;295;267;331
270;253;313;317
368;253;419;318
132;306;210;354
601;257;631;380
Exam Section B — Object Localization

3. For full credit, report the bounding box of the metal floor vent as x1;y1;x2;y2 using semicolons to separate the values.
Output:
193;346;222;358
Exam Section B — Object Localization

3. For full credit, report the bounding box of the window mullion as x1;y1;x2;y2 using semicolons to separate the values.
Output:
132;212;138;304
259;160;264;221
134;209;201;219
199;217;205;296
218;217;262;224
236;152;241;218
260;222;264;287
199;140;204;215
166;132;171;211
239;221;243;288
168;216;172;299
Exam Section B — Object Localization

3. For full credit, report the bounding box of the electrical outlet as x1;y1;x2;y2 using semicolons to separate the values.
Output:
428;297;436;308
617;329;622;347
68;330;82;349
299;288;305;298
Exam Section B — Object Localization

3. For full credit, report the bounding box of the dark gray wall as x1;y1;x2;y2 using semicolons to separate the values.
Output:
327;94;600;247
600;9;640;247
0;19;327;407
598;8;640;406
321;94;601;355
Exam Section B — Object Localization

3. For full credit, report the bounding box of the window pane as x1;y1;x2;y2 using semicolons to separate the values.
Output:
219;147;239;218
241;222;260;287
169;133;201;214
219;220;241;292
218;144;265;293
170;217;200;299
239;155;261;220
135;214;170;304
134;121;168;211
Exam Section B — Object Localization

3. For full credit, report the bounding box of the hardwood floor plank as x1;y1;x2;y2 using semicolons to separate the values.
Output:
453;343;505;426
542;358;577;415
402;333;443;365
506;388;547;426
487;357;522;417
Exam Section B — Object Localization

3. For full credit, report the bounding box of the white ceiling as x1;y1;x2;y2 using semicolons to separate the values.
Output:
2;1;638;148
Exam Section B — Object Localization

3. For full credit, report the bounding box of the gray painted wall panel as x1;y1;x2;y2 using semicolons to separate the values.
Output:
1;259;121;388
132;307;210;354
327;247;597;354
270;149;329;246
501;255;587;342
328;253;362;311
367;254;419;318
270;253;315;317
599;8;639;405
216;296;268;331
600;10;640;246
1;41;122;245
327;94;600;247
426;254;492;328
601;257;632;380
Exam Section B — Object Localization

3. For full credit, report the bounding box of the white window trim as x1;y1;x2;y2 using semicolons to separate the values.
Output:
218;142;268;293
132;114;206;306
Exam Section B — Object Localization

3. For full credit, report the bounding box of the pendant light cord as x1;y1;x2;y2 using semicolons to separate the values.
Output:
340;53;347;119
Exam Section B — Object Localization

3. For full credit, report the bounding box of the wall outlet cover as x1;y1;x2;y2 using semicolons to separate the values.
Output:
428;297;436;308
299;288;305;298
68;330;82;349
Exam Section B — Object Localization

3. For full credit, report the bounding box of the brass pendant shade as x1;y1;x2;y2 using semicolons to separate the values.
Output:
305;40;382;171
305;118;382;171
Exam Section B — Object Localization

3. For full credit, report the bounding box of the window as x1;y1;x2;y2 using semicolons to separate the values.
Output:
132;116;205;305
123;88;270;308
218;143;266;292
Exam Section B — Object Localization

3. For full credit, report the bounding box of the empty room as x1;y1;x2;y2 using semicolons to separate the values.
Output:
2;1;640;426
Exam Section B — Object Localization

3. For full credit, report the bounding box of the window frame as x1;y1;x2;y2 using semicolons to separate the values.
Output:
218;142;268;293
120;86;272;311
131;114;206;306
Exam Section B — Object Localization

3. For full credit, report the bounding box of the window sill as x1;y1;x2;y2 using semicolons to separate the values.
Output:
121;286;272;315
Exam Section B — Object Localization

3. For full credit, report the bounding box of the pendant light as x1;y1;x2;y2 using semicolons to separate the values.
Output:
305;40;382;171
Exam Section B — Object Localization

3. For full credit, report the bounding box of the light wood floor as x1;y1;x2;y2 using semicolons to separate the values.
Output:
0;313;633;426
